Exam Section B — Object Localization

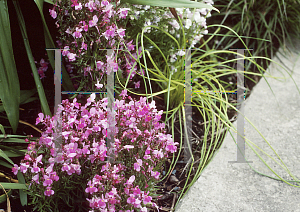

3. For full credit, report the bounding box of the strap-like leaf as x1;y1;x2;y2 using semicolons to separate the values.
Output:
0;0;21;134
121;0;219;12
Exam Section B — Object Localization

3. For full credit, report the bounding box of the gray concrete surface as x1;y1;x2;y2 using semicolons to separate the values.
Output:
175;37;300;212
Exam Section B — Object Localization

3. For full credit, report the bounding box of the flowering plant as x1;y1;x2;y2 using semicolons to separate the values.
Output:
12;90;178;211
49;0;214;95
50;0;144;92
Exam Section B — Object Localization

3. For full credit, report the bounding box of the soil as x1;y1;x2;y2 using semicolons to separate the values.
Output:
0;2;282;212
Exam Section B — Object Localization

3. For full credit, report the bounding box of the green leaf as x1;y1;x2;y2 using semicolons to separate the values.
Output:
0;137;27;143
0;0;21;134
1;150;24;158
17;171;28;205
0;89;37;112
0;124;5;135
0;160;13;168
0;183;27;190
121;0;219;12
12;0;52;117
0;149;14;165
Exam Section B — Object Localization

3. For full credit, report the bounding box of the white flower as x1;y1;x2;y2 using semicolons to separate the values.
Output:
170;54;177;63
169;19;180;30
199;8;207;16
203;30;208;35
176;50;185;56
176;8;184;15
95;80;103;89
185;19;192;29
144;5;150;10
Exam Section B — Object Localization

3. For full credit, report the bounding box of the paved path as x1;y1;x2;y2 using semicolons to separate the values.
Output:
175;37;300;212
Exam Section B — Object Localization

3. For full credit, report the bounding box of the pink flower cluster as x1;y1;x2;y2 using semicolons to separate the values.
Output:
12;90;178;211
51;0;143;87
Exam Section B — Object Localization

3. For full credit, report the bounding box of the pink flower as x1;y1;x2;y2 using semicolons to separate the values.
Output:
85;0;97;12
143;195;152;205
70;0;78;7
89;15;98;27
62;163;71;172
134;81;140;89
97;198;106;209
118;8;130;19
117;28;126;38
32;174;39;184
134;159;143;172
125;175;135;186
50;171;59;181
67;52;76;62
75;2;82;10
81;21;89;32
85;180;98;194
120;89;128;99
20;163;29;173
49;9;57;19
44;187;54;196
96;60;104;70
31;164;40;173
127;40;135;51
133;198;142;208
72;27;83;38
101;0;109;7
43;175;53;187
103;26;115;40
151;170;160;180
81;41;87;50
12;164;19;175
62;46;69;56
36;113;44;125
104;3;114;18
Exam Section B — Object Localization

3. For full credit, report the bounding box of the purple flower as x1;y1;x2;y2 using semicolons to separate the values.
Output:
96;60;104;70
104;3;114;18
20;163;29;173
101;0;109;7
67;52;76;62
49;9;57;19
89;15;98;27
12;164;19;175
143;195;152;205
44;187;54;196
31;164;40;173
118;8;130;19
117;28;126;39
85;0;97;12
81;41;87;50
62;46;69;56
43;175;53;187
72;27;83;39
50;171;59;181
151;170;160;180
103;26;115;40
134;81;140;89
32;174;39;184
85;180;98;194
134;159;143;172
36;113;44;125
127;40;135;51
